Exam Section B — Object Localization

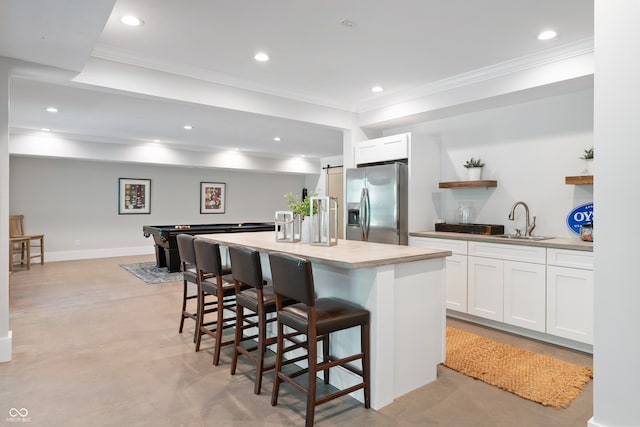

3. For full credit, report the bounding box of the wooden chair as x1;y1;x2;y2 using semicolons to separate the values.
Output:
193;239;246;365
9;214;44;272
228;245;284;394
176;234;206;342
268;251;371;427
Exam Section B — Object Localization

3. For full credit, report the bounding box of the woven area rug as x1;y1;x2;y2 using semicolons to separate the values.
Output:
444;327;593;409
120;262;183;284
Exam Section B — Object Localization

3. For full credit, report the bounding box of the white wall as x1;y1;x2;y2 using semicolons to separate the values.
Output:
591;1;640;426
9;156;309;260
388;89;594;238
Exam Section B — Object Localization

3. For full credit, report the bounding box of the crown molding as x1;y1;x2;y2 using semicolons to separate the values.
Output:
356;37;594;113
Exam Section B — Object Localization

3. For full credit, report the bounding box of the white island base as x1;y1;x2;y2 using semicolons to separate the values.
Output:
201;232;449;410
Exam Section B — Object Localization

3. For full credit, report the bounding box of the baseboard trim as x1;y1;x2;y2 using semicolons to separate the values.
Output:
447;310;593;354
0;331;12;363
45;246;155;262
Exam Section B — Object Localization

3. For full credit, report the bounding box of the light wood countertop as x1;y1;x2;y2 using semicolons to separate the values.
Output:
199;231;451;269
410;231;593;252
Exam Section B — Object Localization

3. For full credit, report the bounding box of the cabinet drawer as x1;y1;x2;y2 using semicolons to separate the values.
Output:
468;241;545;264
409;237;467;255
547;248;593;270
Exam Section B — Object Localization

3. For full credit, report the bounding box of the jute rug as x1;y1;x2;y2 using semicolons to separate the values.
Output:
120;262;183;284
444;327;593;409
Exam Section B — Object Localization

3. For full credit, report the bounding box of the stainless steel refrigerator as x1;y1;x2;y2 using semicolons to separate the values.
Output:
346;162;408;245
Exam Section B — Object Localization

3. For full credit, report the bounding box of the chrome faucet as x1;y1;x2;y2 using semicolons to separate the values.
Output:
508;201;536;236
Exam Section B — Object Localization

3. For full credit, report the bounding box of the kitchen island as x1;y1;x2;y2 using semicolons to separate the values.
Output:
198;231;451;410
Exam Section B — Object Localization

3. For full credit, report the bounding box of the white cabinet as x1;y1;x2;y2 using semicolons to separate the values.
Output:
354;133;409;166
468;241;546;332
409;236;467;312
546;249;593;344
468;256;503;321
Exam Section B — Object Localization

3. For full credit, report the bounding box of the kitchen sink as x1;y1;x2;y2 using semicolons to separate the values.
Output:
494;234;553;241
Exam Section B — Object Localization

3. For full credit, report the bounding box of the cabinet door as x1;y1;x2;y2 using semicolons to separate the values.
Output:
504;261;546;332
354;134;408;165
468;256;503;321
445;254;468;312
408;237;467;312
546;265;593;344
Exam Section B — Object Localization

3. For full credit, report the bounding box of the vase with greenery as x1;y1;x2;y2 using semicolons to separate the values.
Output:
463;157;485;180
284;192;318;242
580;147;594;174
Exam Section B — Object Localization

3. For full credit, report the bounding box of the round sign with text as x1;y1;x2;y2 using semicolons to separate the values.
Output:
566;202;593;234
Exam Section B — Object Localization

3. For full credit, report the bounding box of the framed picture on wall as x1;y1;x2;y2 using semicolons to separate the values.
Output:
200;182;226;214
118;178;151;214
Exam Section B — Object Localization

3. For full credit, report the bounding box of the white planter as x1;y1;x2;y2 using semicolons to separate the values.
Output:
300;216;311;243
467;167;483;181
584;159;593;175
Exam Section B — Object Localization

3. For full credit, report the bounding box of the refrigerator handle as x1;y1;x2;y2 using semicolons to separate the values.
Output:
360;188;370;241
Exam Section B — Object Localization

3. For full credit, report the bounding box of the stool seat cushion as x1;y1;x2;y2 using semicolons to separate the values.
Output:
236;285;278;312
279;298;370;336
200;274;237;297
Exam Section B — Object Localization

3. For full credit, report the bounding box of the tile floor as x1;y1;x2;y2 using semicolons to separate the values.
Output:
2;255;593;426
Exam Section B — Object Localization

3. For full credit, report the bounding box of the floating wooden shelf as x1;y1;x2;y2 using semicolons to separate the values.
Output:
565;175;593;185
439;180;498;189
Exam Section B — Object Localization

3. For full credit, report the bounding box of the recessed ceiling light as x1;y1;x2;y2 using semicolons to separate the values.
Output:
46;107;58;113
371;86;384;93
537;30;557;40
183;125;193;130
254;52;269;62
273;137;281;142
153;139;161;143
40;128;50;132
121;15;144;26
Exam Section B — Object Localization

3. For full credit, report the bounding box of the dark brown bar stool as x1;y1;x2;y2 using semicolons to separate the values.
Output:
268;251;371;427
228;245;280;395
193;239;245;365
176;234;205;342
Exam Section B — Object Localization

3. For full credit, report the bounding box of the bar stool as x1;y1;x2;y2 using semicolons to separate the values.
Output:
193;238;245;365
228;245;280;395
176;234;208;342
268;252;371;427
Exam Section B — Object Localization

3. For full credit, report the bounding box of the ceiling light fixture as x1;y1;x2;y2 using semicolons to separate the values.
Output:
537;30;557;40
40;128;50;132
183;125;193;130
153;139;161;143
46;107;58;113
254;52;269;62
121;15;144;26
371;86;384;93
273;137;281;142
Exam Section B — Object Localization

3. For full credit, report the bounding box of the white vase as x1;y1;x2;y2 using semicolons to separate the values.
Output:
584;159;593;175
300;216;311;243
467;167;482;181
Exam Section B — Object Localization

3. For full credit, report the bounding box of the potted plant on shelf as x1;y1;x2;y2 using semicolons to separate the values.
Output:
463;157;485;181
580;147;594;175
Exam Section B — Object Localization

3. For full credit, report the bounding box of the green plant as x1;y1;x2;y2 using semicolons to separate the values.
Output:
284;192;318;216
580;147;594;160
463;157;485;168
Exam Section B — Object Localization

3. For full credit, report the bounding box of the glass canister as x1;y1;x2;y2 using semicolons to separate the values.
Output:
580;222;593;242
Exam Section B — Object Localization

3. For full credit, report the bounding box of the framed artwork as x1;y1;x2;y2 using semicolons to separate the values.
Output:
118;178;151;214
200;182;226;214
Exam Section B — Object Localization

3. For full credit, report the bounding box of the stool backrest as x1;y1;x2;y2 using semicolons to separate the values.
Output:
228;245;264;289
269;252;315;306
9;215;25;238
176;234;197;266
193;239;224;276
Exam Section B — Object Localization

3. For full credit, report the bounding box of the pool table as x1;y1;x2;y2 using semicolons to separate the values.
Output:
142;222;275;272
